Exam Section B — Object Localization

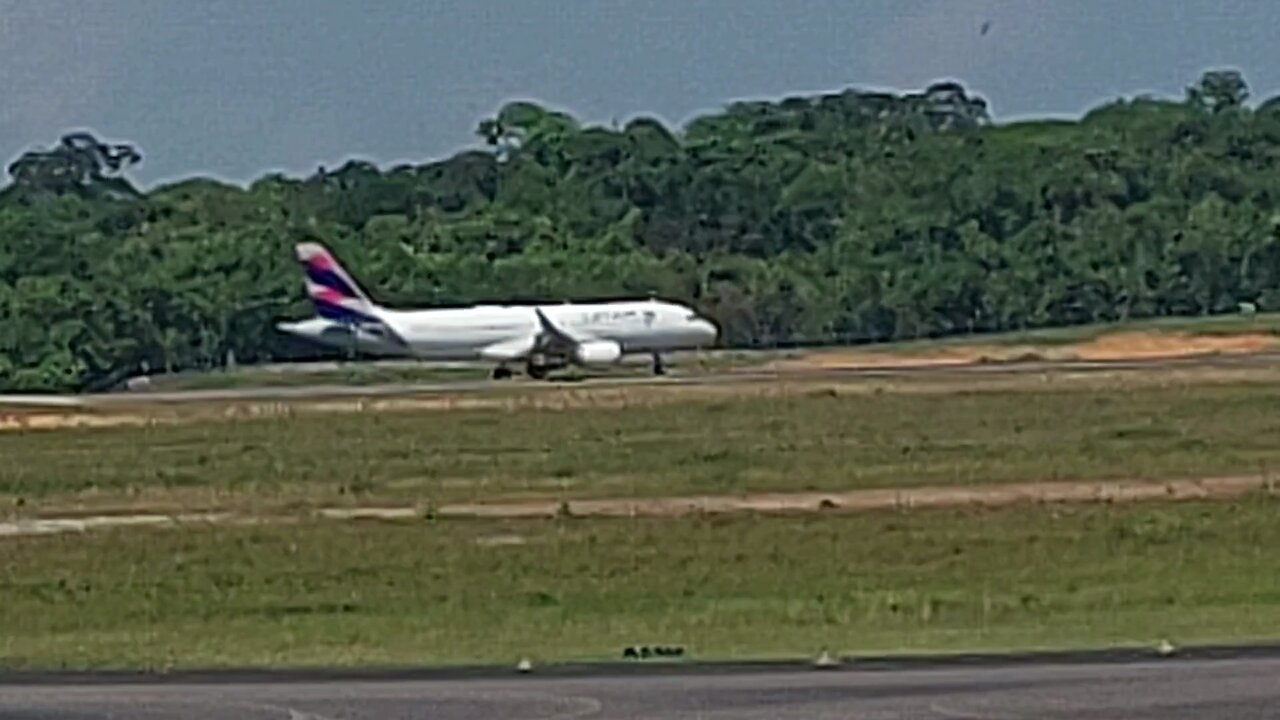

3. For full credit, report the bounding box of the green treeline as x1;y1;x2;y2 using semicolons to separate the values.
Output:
1;69;1278;392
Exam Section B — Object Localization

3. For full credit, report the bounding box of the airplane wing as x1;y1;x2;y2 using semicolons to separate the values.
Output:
532;308;597;350
477;309;601;363
478;333;538;361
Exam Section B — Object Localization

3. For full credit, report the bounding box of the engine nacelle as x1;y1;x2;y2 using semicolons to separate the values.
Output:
572;340;623;366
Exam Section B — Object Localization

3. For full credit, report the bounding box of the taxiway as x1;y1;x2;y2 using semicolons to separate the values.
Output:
3;653;1279;719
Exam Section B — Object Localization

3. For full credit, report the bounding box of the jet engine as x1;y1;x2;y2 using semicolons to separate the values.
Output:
573;340;623;365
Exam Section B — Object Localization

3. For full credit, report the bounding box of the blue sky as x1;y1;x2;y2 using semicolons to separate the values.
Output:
2;0;1277;188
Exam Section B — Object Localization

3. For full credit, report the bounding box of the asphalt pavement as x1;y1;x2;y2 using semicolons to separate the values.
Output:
3;654;1279;719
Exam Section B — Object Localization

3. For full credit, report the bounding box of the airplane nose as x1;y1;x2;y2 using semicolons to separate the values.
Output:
696;318;719;344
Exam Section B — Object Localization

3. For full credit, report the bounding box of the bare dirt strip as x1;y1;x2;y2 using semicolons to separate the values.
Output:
2;475;1273;539
773;331;1280;370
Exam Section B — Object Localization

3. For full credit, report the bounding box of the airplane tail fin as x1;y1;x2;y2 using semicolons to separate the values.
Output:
294;242;381;325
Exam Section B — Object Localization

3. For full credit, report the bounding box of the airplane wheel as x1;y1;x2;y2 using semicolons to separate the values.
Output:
526;364;549;381
491;366;513;380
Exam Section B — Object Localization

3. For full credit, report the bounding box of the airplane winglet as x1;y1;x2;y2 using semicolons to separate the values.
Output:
533;307;591;346
533;308;558;333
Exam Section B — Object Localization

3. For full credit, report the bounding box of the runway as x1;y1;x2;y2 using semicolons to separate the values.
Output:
5;350;1280;408
3;653;1280;719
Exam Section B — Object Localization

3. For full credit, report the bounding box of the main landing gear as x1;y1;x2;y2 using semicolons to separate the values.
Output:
491;354;666;381
488;362;548;381
490;354;559;380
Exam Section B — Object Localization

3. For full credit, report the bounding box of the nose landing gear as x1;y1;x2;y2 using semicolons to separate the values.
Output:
652;353;666;376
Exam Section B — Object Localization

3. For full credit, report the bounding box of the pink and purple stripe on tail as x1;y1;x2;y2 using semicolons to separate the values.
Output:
296;243;377;324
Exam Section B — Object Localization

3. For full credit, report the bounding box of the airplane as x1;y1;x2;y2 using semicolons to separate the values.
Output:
275;242;720;380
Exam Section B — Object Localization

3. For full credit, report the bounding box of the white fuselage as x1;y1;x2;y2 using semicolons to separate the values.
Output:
277;299;719;362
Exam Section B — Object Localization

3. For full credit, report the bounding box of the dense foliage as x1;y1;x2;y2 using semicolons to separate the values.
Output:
3;69;1280;392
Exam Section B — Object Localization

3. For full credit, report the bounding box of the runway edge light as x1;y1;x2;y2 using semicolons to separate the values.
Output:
813;649;840;669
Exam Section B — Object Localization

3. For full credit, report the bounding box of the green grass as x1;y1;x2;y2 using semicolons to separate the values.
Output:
135;363;490;391
3;498;1280;669
7;375;1280;509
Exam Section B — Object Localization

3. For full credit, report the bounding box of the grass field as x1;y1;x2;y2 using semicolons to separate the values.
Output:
7;369;1280;514
136;363;489;391
3;498;1280;669
9;358;1280;670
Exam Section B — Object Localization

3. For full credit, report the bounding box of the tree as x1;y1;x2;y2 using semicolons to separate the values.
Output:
3;70;1280;391
1187;69;1250;114
5;131;143;199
